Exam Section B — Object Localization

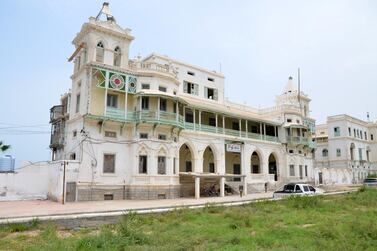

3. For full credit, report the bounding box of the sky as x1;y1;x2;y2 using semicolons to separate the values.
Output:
0;0;376;165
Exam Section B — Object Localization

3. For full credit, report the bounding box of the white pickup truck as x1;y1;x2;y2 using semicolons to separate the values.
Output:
273;183;323;199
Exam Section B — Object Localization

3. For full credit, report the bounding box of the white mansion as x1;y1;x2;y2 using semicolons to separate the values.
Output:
313;115;377;185
49;3;316;202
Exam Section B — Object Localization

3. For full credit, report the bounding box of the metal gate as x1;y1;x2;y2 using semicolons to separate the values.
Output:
66;182;76;202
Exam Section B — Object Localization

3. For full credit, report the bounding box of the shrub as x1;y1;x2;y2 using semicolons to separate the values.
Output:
358;186;367;193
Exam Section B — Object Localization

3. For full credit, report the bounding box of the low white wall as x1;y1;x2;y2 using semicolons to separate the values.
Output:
0;161;53;201
0;160;79;202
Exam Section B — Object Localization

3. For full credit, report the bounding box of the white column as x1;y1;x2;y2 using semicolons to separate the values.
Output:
260;123;263;140
195;176;200;199
239;119;242;137
183;106;186;127
157;97;160;120
220;177;225;197
104;70;109;116
245;120;248;138
263;123;266;140
125;78;128;120
243;176;247;196
263;159;269;176
199;110;202;130
222;116;225;134
139;97;142;119
215;114;218;133
193;108;196;130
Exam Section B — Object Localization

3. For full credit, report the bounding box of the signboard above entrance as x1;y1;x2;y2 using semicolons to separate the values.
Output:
226;144;242;153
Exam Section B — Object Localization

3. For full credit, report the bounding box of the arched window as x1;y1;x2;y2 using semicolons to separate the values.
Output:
322;149;328;157
350;143;355;161
113;46;121;66
157;148;167;175
96;41;105;63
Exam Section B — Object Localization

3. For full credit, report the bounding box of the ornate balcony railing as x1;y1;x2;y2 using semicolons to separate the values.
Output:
128;61;178;78
95;108;280;143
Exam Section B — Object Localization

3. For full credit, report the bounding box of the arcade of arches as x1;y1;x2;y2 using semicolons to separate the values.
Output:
178;143;280;198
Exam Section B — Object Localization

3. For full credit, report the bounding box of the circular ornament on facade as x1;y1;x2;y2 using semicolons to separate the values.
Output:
110;74;125;90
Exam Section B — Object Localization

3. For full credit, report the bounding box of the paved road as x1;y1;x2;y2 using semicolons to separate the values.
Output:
0;186;358;225
0;193;274;223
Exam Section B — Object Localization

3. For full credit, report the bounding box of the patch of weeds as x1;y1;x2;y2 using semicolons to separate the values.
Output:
117;212;150;245
203;203;223;214
1;218;40;233
286;195;323;209
229;223;239;230
229;236;241;245
358;186;367;193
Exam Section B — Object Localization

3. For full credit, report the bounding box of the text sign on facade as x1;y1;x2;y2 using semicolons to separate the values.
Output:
226;144;242;153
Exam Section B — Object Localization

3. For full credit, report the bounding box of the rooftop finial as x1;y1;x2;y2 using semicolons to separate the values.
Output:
96;2;116;22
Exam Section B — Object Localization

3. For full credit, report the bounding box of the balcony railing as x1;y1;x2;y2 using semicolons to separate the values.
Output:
106;108;184;127
286;136;315;148
184;122;279;143
128;61;178;78
50;132;65;148
50;105;67;122
95;108;280;143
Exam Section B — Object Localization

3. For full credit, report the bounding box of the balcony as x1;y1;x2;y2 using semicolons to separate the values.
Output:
90;108;280;144
185;123;279;143
286;136;316;148
128;61;178;79
50;132;65;148
105;107;185;128
50;105;67;122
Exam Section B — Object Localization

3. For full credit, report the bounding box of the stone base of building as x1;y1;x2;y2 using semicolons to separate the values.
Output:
76;185;181;201
247;183;266;193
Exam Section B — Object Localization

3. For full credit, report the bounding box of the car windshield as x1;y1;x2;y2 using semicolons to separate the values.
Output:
364;179;377;183
309;186;316;192
283;184;295;192
295;185;302;193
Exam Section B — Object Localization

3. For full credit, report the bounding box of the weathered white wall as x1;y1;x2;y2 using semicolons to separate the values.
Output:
0;160;79;202
0;161;53;201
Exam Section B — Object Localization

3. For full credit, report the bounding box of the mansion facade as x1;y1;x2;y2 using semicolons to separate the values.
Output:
50;3;316;202
313;115;377;185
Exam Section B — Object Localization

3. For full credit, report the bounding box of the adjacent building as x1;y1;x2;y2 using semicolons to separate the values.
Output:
49;3;316;202
313;114;377;185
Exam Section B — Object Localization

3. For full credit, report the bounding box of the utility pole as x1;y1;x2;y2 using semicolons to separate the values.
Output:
62;161;67;205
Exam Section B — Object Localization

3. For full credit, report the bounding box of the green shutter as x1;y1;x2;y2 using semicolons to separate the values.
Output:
204;87;208;98
183;81;188;93
214;89;218;100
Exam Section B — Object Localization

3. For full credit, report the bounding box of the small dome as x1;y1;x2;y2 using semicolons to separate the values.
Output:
283;76;298;94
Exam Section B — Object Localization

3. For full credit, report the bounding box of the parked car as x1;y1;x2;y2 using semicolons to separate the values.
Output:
363;178;377;187
273;183;323;199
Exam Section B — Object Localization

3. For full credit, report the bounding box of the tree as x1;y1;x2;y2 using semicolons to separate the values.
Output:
0;141;10;152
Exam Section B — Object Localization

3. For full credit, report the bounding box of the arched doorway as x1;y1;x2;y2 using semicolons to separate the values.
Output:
268;153;278;181
179;143;194;172
251;151;261;174
203;146;216;173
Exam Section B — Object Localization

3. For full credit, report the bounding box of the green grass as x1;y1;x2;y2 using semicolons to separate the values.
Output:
1;188;377;250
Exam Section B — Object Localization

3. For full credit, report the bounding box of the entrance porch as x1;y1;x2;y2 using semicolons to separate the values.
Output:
179;172;247;199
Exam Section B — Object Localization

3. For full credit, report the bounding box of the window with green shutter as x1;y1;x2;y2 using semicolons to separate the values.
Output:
205;87;218;100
